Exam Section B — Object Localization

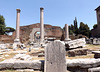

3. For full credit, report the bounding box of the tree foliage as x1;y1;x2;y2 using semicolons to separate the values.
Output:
0;15;15;35
5;27;15;33
63;17;91;38
69;24;74;35
74;17;79;34
79;22;90;37
0;15;6;35
93;24;97;29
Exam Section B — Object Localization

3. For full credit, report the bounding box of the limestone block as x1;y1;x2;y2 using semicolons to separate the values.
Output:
65;38;86;49
88;67;100;72
45;41;66;72
66;48;88;57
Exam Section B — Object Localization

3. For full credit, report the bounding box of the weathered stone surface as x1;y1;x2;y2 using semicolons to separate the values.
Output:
0;49;11;52
66;48;88;57
88;67;100;72
0;44;7;49
13;51;27;54
45;41;66;72
38;53;44;57
67;58;100;68
0;59;41;70
64;24;71;41
13;54;32;60
16;69;34;72
29;28;40;42
65;38;86;49
92;51;100;58
93;38;100;45
1;58;100;71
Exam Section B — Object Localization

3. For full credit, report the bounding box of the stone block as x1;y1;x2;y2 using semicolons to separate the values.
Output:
45;41;66;72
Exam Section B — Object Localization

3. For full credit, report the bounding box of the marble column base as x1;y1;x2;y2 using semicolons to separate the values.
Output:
13;38;21;50
64;38;71;42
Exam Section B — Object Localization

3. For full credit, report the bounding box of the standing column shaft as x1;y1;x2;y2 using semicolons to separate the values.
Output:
13;9;21;50
65;24;70;41
40;8;44;43
16;9;21;39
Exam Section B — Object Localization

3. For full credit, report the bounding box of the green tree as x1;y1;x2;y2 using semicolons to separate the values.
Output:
0;15;6;35
79;22;90;37
93;24;97;29
69;24;74;35
5;27;15;33
74;17;79;34
0;15;15;35
74;17;78;29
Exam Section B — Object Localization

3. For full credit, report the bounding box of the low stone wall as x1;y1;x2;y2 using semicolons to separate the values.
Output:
0;59;43;70
66;48;89;57
88;67;100;72
67;58;100;72
0;35;14;43
1;58;100;72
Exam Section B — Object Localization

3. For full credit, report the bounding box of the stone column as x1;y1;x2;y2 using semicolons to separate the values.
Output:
40;8;44;43
13;9;21;50
65;24;70;41
16;9;21;40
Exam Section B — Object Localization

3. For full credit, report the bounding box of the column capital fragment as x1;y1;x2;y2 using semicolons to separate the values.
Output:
16;9;21;13
40;7;44;10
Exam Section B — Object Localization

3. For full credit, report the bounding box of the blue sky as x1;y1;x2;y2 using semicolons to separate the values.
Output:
0;0;100;29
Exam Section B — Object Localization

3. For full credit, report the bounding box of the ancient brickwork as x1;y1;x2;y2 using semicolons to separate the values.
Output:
12;23;62;43
91;6;100;37
0;35;14;43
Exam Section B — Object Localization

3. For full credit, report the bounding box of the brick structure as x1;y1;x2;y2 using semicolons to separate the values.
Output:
91;6;100;37
0;35;14;43
12;23;63;43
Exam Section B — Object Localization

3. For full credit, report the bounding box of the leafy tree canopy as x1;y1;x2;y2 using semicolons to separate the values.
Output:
79;22;90;37
5;27;15;33
93;24;97;29
0;15;15;35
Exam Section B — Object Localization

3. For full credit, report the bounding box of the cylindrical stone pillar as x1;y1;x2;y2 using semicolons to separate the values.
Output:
40;8;44;43
13;9;21;50
16;9;21;39
65;24;70;41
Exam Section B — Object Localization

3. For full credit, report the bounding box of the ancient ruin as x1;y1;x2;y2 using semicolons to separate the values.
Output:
91;6;100;37
14;9;21;44
45;41;66;72
13;9;21;50
40;8;44;44
1;6;100;72
65;24;70;41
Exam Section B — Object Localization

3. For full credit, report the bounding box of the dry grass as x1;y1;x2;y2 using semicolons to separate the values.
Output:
0;52;16;62
86;44;100;51
32;57;44;60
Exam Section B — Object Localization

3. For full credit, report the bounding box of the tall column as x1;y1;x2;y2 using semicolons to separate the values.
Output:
16;9;21;40
13;9;21;50
40;8;44;43
14;9;21;44
65;24;70;41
